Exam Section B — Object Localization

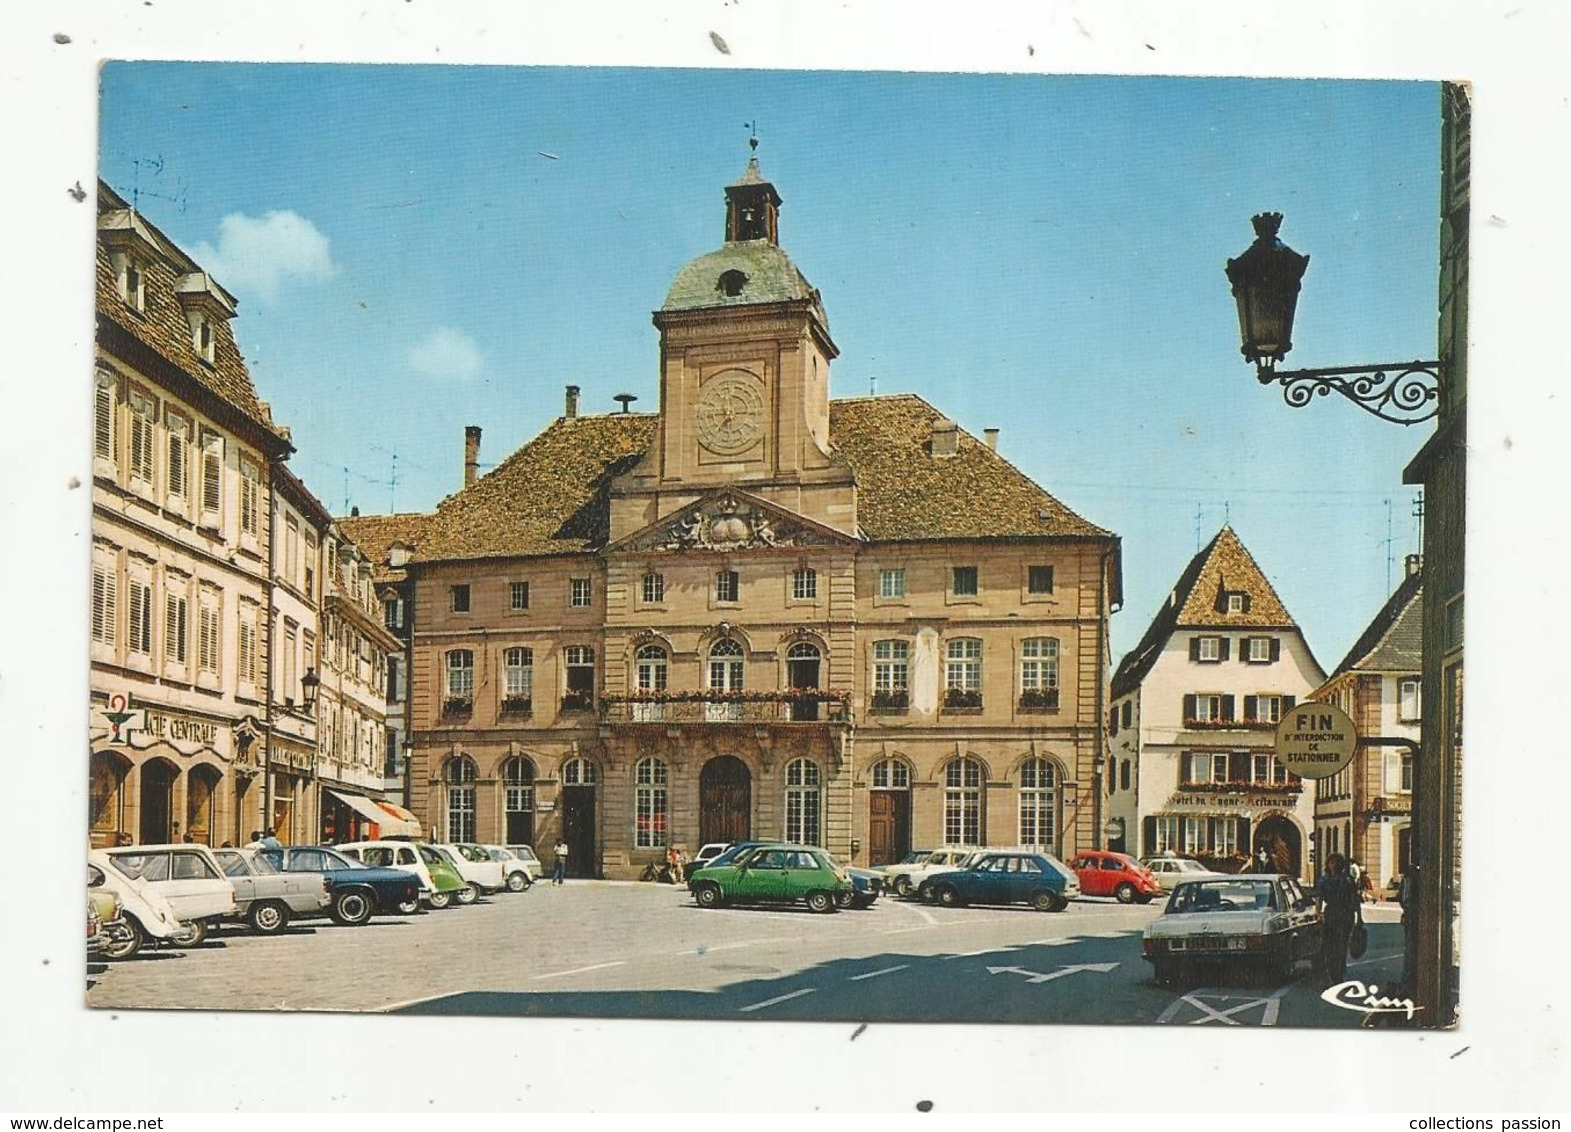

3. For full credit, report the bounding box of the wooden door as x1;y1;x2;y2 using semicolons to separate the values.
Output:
139;760;175;844
699;756;752;845
868;791;910;866
561;786;596;877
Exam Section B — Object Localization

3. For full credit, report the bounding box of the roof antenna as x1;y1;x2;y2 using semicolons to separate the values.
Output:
870;374;877;397
614;393;638;414
1195;504;1204;552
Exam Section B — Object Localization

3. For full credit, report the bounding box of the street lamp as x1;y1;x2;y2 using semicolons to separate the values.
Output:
300;667;320;711
1225;212;1442;425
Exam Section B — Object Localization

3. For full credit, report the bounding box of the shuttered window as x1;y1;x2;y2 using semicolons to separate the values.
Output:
91;562;117;645
200;431;224;518
94;372;117;462
198;592;220;676
165;411;189;502
237;610;257;686
128;392;155;484
239;458;260;537
127;576;152;655
164;586;188;665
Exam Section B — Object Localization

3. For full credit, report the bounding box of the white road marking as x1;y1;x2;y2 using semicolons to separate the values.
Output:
739;987;816;1012
674;941;754;956
1349;951;1403;968
882;925;934;935
1157;980;1296;1026
944;947;1009;959
888;900;939;926
849;965;910;981
530;960;627;981
1034;937;1083;946
1085;931;1130;939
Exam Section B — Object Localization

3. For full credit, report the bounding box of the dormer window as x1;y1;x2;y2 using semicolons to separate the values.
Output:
718;269;749;297
192;313;215;363
112;253;147;312
1227;593;1245;614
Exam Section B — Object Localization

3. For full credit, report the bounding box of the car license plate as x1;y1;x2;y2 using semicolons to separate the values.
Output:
1227;938;1248;951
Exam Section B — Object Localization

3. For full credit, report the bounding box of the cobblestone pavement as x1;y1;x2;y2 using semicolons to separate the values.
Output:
85;882;1404;1026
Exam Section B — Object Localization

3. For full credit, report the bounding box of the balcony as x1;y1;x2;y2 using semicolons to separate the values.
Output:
1176;779;1303;795
869;689;909;715
599;689;852;727
1017;688;1060;713
1183;717;1279;731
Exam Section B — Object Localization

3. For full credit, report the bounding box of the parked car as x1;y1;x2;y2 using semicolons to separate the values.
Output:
690;842;731;871
482;846;535;891
336;841;469;909
686;840;768;889
1141;855;1224;891
835;863;884;910
916;851;1079;911
503;845;545;882
885;847;980;898
433;843;506;899
689;845;853;913
86;882;123;959
88;852;199;958
212;847;333;934
102;844;237;945
1142;874;1322;985
257;845;423;925
1070;850;1163;904
87;898;106;959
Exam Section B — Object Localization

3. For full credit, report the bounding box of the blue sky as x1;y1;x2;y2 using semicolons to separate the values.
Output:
99;65;1440;668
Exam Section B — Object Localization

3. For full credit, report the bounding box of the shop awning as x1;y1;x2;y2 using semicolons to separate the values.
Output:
328;790;390;826
372;800;422;839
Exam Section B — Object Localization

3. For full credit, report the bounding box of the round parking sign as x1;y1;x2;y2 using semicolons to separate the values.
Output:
1273;702;1358;779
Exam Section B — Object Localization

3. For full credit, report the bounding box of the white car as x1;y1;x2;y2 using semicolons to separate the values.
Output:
213;847;333;933
482;846;536;891
337;840;469;908
89;850;201;958
690;843;731;871
101;844;237;945
434;843;507;898
1142;874;1322;986
1141;856;1225;891
883;847;980;898
503;845;545;882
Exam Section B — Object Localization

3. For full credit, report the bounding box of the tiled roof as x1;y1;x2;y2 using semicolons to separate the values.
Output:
1328;570;1423;679
399;394;1114;566
829;395;1111;541
95;184;280;443
662;240;824;318
336;511;431;583
1112;525;1299;698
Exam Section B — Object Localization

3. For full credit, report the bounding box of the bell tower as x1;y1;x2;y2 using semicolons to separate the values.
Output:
609;142;856;541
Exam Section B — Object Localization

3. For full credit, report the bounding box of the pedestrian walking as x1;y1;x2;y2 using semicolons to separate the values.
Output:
667;844;685;886
552;838;569;885
244;830;264;849
260;828;283;849
1255;847;1271;874
1316;853;1360;983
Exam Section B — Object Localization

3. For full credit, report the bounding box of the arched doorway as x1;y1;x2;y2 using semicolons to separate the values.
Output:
1253;814;1302;877
699;755;751;845
867;757;912;866
559;757;597;877
140;758;178;844
502;756;537;845
186;764;222;845
89;750;131;848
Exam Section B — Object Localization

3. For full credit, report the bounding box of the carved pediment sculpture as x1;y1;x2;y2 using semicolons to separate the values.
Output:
624;492;851;554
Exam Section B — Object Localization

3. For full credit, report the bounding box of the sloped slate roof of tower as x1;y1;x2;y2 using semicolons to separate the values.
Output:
1327;569;1423;680
337;511;431;584
1112;526;1299;698
662;240;826;319
408;394;1111;563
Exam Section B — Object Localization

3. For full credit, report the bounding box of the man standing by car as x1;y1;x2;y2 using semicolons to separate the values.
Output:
1316;853;1360;983
552;838;569;886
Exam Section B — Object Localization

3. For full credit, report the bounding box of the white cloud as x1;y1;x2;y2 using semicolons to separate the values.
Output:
406;327;484;382
193;210;339;300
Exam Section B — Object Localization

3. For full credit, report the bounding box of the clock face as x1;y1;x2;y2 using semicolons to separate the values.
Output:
695;375;765;456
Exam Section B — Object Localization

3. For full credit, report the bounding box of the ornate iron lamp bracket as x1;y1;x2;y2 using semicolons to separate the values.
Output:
1255;359;1442;425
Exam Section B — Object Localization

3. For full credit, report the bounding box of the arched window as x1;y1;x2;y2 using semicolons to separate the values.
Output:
1018;758;1057;850
445;649;474;704
784;758;822;845
503;647;533;710
89;751;131;847
945;639;983;709
561;757;598;786
943;757;985;846
870;758;911;790
635;644;668;692
1020;638;1060;710
707;638;745;721
634;757;668;849
443;755;477;842
503;756;536;844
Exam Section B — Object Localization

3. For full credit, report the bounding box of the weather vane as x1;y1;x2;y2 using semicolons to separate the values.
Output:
744;121;758;153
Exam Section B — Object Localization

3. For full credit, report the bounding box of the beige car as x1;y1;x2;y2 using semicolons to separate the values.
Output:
881;847;981;898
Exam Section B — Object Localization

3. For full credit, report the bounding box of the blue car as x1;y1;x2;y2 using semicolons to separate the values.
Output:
917;851;1080;912
259;845;423;926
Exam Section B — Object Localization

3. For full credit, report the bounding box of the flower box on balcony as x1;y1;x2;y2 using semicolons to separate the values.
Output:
943;688;983;712
442;697;473;716
500;696;533;716
1183;718;1242;730
560;691;595;713
870;689;909;713
1176;780;1304;794
1018;689;1060;712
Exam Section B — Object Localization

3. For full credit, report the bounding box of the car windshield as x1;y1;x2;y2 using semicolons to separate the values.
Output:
488;849;509;861
215;852;250;878
901;851;931;865
246;852;280;875
1178;860;1209;873
1166;879;1279;914
417;845;446;867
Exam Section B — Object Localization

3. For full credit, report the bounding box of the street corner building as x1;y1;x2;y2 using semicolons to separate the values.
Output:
90;182;405;850
1106;525;1325;881
354;155;1124;878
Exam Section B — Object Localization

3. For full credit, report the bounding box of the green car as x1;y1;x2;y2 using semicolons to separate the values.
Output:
689;844;853;913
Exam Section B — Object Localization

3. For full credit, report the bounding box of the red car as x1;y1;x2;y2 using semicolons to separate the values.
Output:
1070;850;1163;904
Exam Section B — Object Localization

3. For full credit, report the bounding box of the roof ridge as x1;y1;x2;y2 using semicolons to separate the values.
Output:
1330;571;1424;678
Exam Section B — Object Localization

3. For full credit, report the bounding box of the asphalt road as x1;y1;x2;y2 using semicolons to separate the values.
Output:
86;881;1407;1028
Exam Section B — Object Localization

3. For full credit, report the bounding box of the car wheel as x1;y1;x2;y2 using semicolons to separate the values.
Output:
102;918;143;960
1030;890;1057;913
1114;882;1137;904
806;890;836;914
426;890;452;910
455;884;479;906
332;889;375;925
693;882;724;909
506;871;528;893
395;896;421;915
936;885;962;908
177;919;208;947
895;876;915;898
248;901;290;935
834;890;853;910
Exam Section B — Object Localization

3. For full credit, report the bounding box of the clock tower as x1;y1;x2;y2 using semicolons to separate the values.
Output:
609;150;856;540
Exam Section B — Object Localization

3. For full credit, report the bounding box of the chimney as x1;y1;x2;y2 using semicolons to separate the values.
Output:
350;505;360;517
464;425;482;489
984;428;999;451
1405;554;1423;579
930;417;959;458
565;384;581;419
